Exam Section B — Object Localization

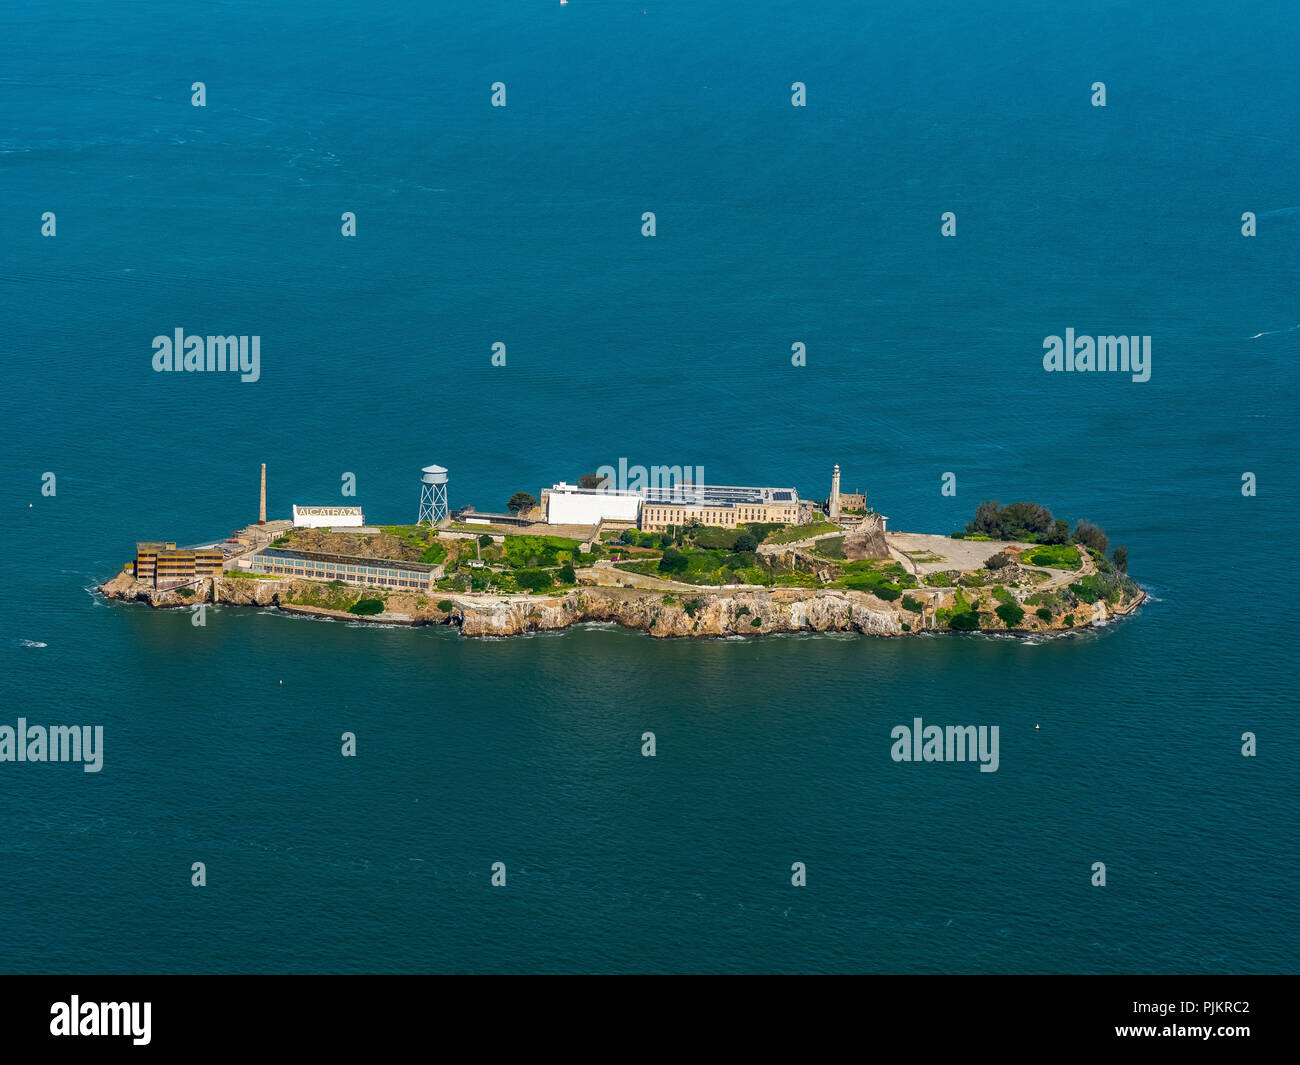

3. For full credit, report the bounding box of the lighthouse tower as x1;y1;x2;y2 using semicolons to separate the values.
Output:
829;464;842;520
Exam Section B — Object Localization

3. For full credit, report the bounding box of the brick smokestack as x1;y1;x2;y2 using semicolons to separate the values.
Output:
259;463;266;524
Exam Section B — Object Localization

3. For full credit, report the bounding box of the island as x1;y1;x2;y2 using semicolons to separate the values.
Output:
99;465;1145;639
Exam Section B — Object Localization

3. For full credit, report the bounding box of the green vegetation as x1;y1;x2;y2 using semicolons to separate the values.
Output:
811;535;846;559
763;522;838;545
437;600;455;612
225;570;276;580
1064;613;1075;626
514;568;555;593
985;551;1012;570
174;586;195;597
924;571;955;587
1111;544;1128;573
683;598;703;618
503;534;580;568
658;547;689;575
1024;544;1082;570
750;617;762;627
271;537;289;547
966;500;1066;543
507;491;537;515
995;602;1025;627
558;563;576;584
947;610;981;631
1035;607;1053;621
832;560;914;600
1072;519;1108;555
992;585;1014;603
478;533;494;548
349;599;385;616
661;595;677;605
901;595;923;613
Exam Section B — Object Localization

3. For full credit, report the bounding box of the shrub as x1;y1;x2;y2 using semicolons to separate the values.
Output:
349;599;384;615
750;617;762;627
684;598;703;618
478;533;493;547
985;551;1012;570
558;563;576;584
872;583;901;602
734;532;758;552
175;586;195;597
902;595;923;612
1035;607;1052;621
515;568;555;592
992;586;1014;603
1064;613;1075;626
995;602;1025;627
948;611;980;631
1111;545;1128;573
901;622;911;632
437;599;455;612
658;548;689;574
967;500;1056;542
1072;519;1109;554
1069;582;1099;604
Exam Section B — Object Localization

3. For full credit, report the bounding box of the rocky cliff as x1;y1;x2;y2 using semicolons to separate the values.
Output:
98;569;1145;640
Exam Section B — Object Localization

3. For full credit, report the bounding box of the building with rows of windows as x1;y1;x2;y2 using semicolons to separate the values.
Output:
134;542;225;588
247;548;438;591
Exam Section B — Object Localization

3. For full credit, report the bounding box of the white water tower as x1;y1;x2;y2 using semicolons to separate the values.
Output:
418;464;448;525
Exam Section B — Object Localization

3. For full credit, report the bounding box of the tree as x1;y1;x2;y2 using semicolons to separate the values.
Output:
1111;545;1128;573
1072;520;1109;555
620;528;638;545
997;501;1055;541
477;533;493;547
967;500;1001;536
734;532;758;552
577;472;608;490
1044;519;1071;545
558;563;576;584
985;551;1012;570
658;547;689;574
507;491;537;515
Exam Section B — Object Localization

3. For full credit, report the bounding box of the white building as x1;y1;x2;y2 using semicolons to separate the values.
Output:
292;505;365;529
544;482;643;525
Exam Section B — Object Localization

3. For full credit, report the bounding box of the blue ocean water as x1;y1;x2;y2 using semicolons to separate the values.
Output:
1;0;1296;972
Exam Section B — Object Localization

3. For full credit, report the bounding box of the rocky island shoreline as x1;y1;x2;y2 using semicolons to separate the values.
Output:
99;543;1145;640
